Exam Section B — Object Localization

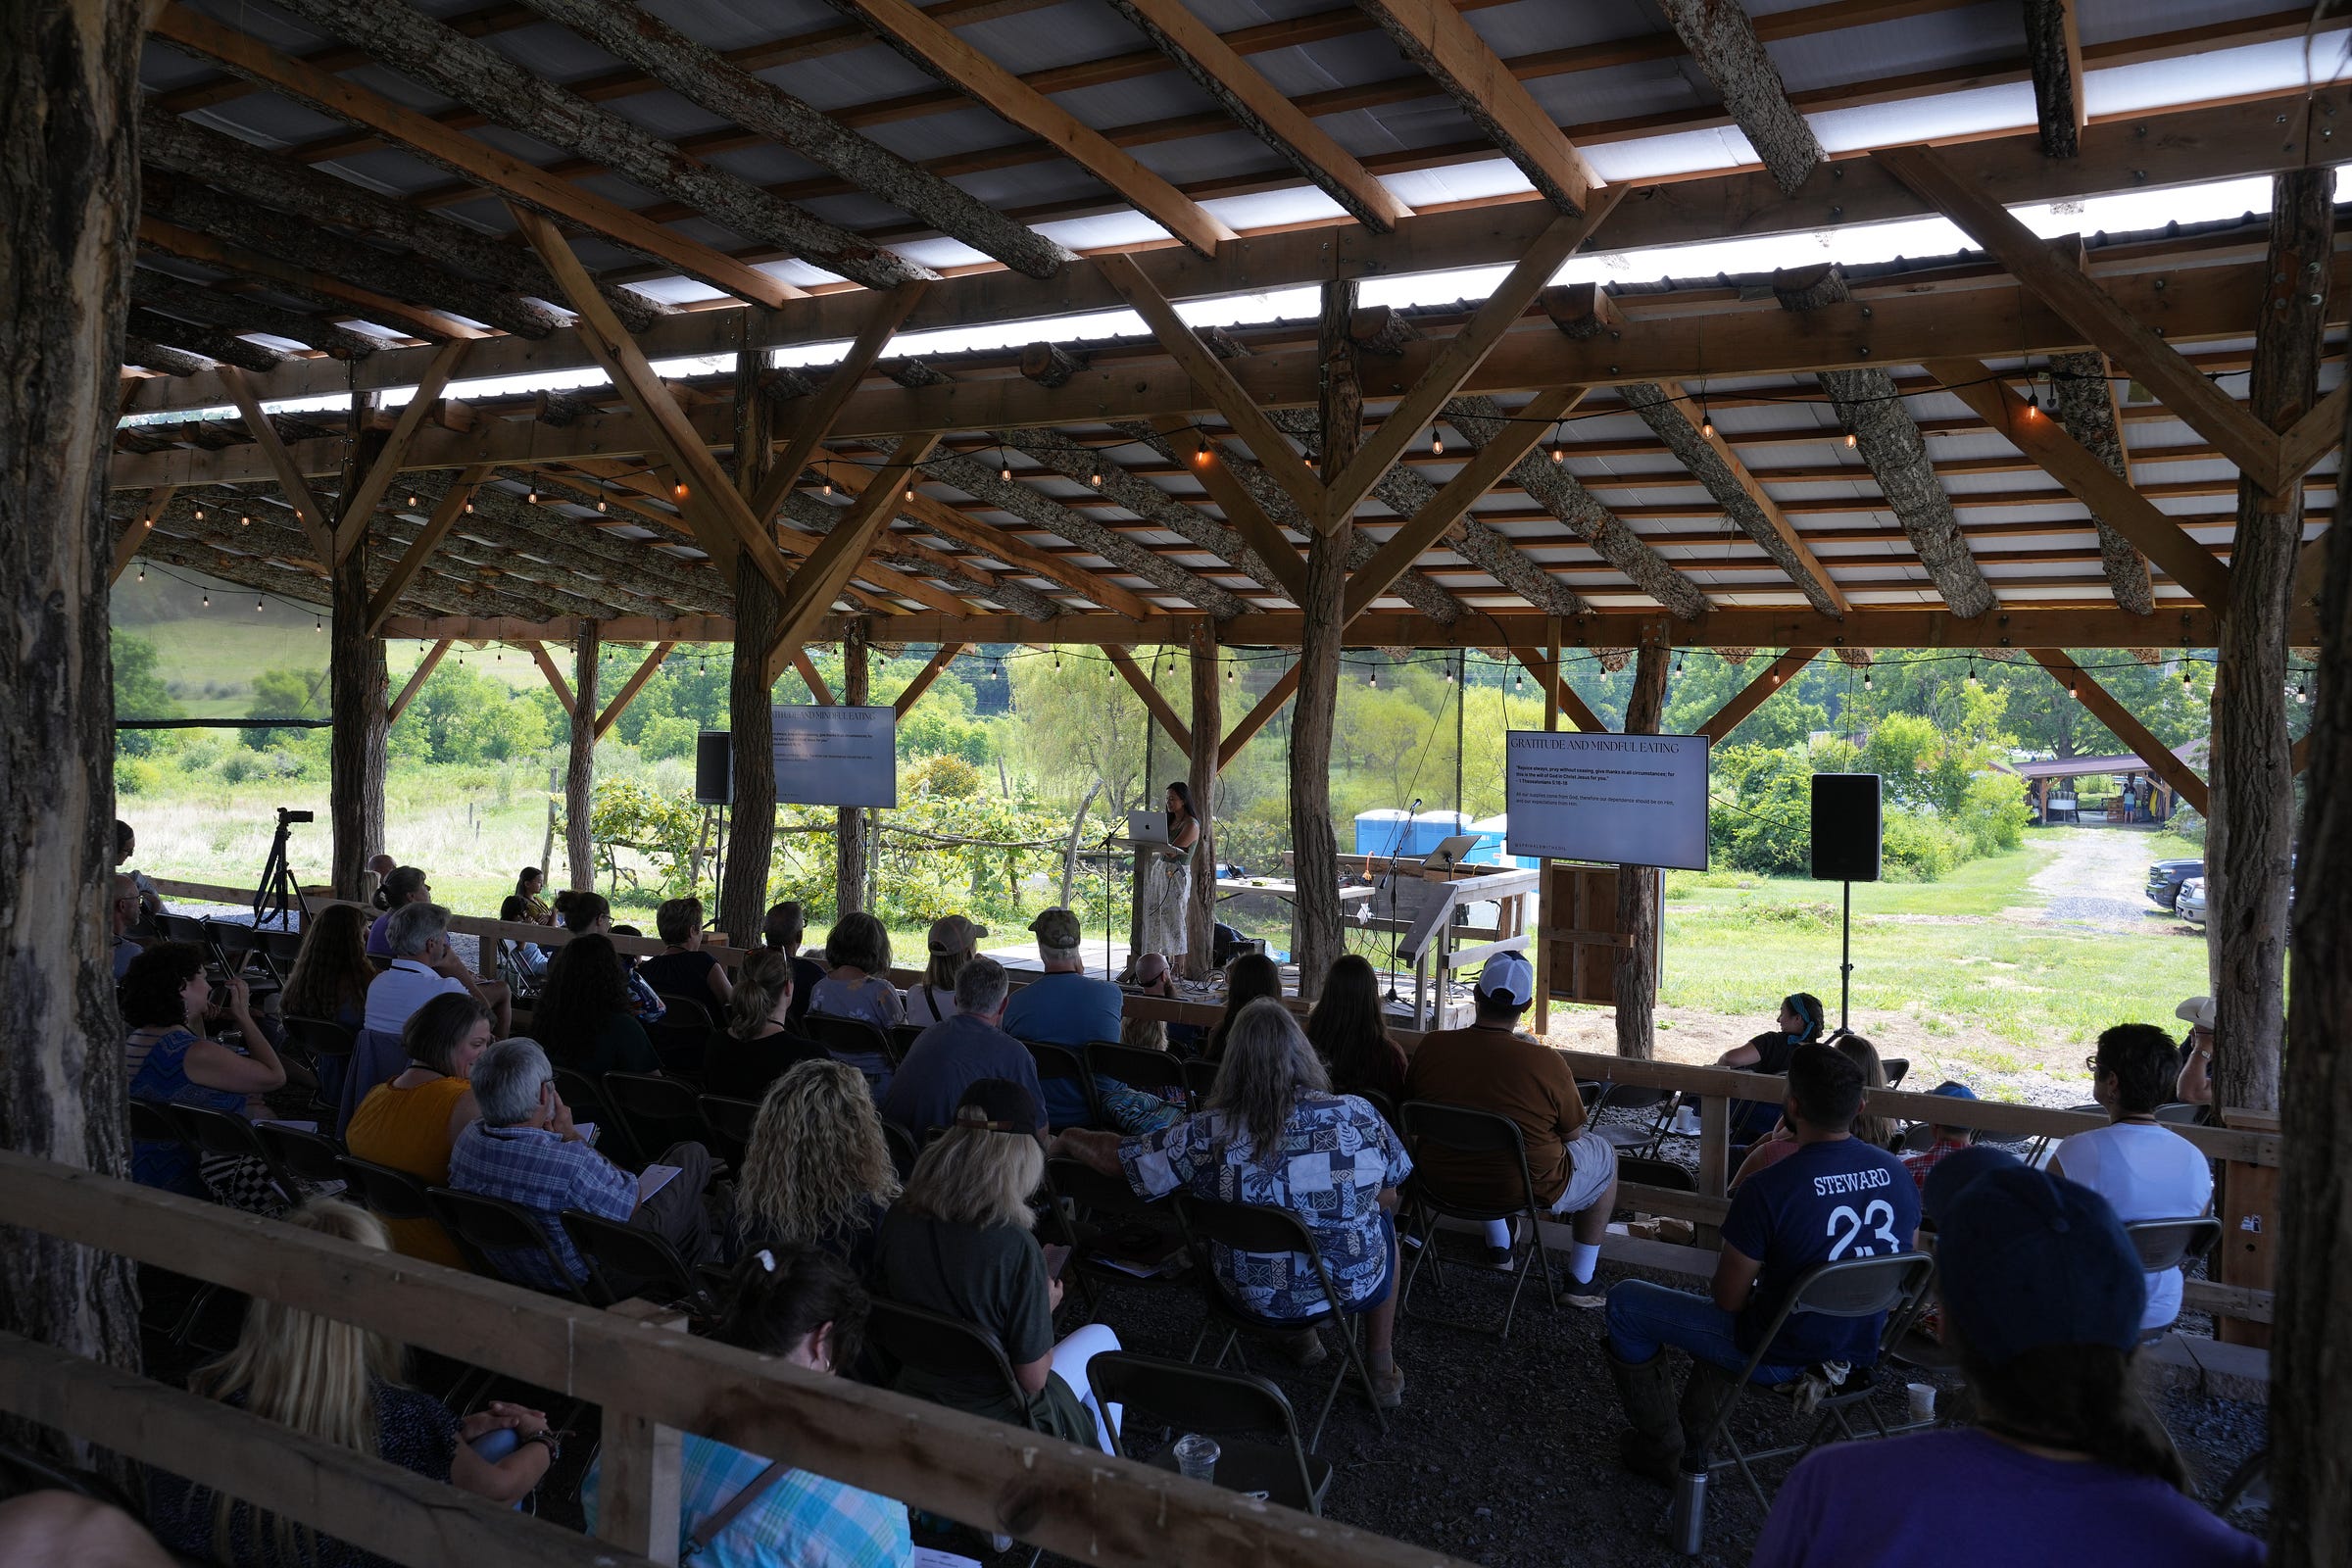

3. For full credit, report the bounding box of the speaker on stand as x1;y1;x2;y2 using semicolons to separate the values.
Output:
1809;773;1883;1037
697;730;732;910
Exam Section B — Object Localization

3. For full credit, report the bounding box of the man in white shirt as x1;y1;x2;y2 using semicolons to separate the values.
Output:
365;902;470;1037
2050;1023;2213;1333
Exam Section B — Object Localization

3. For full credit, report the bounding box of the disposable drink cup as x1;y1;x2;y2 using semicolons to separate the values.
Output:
1173;1433;1220;1484
1906;1383;1936;1422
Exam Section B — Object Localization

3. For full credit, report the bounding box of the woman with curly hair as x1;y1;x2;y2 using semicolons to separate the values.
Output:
124;943;286;1203
281;903;371;1033
528;934;660;1076
736;1059;901;1276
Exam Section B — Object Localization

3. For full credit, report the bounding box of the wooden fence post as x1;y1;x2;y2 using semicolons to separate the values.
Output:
597;1299;686;1564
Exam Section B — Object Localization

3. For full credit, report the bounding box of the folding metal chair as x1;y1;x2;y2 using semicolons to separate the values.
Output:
806;1013;897;1097
2025;1103;2104;1167
601;1071;713;1170
2125;1215;2223;1336
881;1119;920;1182
154;912;212;951
205;918;281;994
1682;1251;1939;1520
2151;1102;2203;1126
889;1022;926;1059
1615;1154;1697;1193
697;1093;759;1169
426;1185;604;1304
1174;1195;1389;1449
1086;1351;1332;1514
1085;1039;1192;1109
1396;1100;1561;1341
1021;1039;1100;1131
649;992;714;1075
283;1014;357;1119
167;1102;304;1208
864;1297;1051;1567
1587;1082;1676;1156
1181;1056;1220;1102
1351;1086;1401;1135
255;1121;348;1191
553;1065;643;1169
1040;1156;1186;1325
1880;1057;1911;1090
561;1208;718;1315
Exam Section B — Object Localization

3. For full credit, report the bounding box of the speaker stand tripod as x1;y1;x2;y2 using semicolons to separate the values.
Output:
1834;879;1854;1039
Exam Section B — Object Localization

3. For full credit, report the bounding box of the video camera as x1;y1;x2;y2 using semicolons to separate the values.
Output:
277;808;315;824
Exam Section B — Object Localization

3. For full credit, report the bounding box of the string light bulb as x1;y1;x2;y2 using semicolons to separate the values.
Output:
1514;671;1524;690
1700;416;1715;439
314;616;321;633
240;514;250;527
672;482;689;500
1000;462;1011;482
406;493;418;508
1862;669;1872;691
255;595;264;612
822;480;832;496
596;498;608;513
2182;664;2193;692
136;565;145;582
1090;467;1102;488
463;501;473;514
1193;447;1210;467
906;485;915;503
1368;666;1377;689
1431;430;1444;458
1226;662;1236;684
193;506;204;520
526;489;538;505
1842;431;1857;449
2296;677;2309;704
201;592;210;608
1967;657;1979;687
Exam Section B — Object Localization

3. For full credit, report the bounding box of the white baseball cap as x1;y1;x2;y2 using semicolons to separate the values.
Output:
1476;951;1536;1007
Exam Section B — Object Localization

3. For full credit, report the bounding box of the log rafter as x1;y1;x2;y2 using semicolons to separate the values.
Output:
1649;0;1824;195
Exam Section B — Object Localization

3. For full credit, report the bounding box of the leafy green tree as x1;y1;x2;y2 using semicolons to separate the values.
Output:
240;665;328;750
391;662;554;764
112;631;180;757
639;713;698;761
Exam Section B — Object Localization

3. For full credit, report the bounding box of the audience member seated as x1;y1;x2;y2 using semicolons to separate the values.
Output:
1700;992;1828;1142
1405;952;1616;1295
872;1080;1121;1450
115;817;163;928
583;1246;913;1568
2172;995;2216;1106
283;903;371;1037
448;1038;721;1294
1081;952;1185;1137
737;1060;901;1274
880;958;1047;1140
110;873;144;979
365;865;432;955
530;934;664;1078
1201;951;1282;1061
809;911;905;1031
761;901;828;1030
638;897;733;1011
1901;1081;1980;1191
345;993;494;1269
1308;953;1407;1110
1126;951;1203;1056
148;1201;554;1566
1604;1044;1920;1484
367;887;511;1036
350;903;476;1132
706;949;828;1102
367;853;397;907
1733;1034;1897;1187
2049;1023;2215;1335
499;866;553;926
125;944;286;1203
1000;907;1122;1126
1749;1150;2264;1567
906;914;986;1027
1058;1000;1408;1403
560;891;666;1022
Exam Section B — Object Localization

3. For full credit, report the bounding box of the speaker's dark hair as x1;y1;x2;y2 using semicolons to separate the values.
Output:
1959;1340;2186;1492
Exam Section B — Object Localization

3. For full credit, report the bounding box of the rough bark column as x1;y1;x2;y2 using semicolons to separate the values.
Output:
836;624;869;915
330;402;387;901
565;620;601;890
2276;445;2352;1568
1185;620;1221;980
2208;168;2330;1114
1288;280;1358;1002
1613;642;1671;1058
719;321;780;945
0;0;143;1403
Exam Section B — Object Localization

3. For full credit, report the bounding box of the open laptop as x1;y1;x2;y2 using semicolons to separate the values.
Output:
1126;809;1170;845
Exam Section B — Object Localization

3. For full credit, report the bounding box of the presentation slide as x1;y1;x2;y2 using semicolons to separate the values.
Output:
1504;731;1712;871
771;705;898;808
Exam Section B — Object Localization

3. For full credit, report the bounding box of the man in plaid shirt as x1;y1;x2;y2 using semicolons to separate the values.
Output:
447;1037;717;1292
1901;1082;1982;1193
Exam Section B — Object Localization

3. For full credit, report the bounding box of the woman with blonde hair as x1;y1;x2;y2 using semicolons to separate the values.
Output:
736;1059;900;1274
147;1201;554;1566
872;1079;1121;1451
704;948;825;1102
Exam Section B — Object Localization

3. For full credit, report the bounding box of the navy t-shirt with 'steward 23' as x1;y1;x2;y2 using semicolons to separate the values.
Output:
1720;1137;1922;1369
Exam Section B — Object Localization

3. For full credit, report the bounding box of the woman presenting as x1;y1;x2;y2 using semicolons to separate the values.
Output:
1140;780;1201;963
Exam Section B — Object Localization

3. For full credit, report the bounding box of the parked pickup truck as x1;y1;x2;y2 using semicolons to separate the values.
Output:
2146;858;2204;911
2177;876;2207;926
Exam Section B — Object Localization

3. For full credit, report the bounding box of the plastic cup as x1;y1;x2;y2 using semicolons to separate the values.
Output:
1172;1433;1220;1484
1905;1382;1936;1423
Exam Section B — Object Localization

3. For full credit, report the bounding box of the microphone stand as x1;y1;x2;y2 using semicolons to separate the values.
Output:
1381;802;1420;1004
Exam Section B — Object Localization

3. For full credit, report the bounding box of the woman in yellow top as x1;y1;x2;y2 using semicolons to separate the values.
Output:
346;993;494;1268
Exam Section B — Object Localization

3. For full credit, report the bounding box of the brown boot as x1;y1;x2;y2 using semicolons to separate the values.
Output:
1676;1363;1745;1473
1606;1346;1684;1485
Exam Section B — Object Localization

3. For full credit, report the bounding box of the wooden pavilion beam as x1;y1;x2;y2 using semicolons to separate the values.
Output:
130;268;377;361
2029;649;2210;813
1352;0;1597;216
111;488;174;585
122;310;284;375
893;643;967;717
265;0;930;292
336;342;471;564
219;366;332;564
1620;377;1847;616
1649;0;1824;194
794;650;837;707
1925;357;2232;608
523;641;577;716
518;0;1068;280
122;338;209;378
2045;348;2157;614
1877;142;2288;493
748;282;929;526
819;0;1235;257
1102;0;1409;233
2024;0;2088;160
593;641;677;739
136;220;487;344
149;4;799;307
2278;383;2347;483
1507;647;1602;732
1140;420;1307;603
765;433;943;683
1105;646;1194;755
365;465;493;633
1217;663;1298;769
1697;649;1822;742
387;640;453;723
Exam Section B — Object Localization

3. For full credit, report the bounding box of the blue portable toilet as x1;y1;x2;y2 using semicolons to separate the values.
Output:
1353;808;1415;857
1411;809;1471;857
1466;813;1518;868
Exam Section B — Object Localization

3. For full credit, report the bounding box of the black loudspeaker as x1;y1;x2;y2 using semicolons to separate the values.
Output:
1810;772;1883;883
694;730;732;806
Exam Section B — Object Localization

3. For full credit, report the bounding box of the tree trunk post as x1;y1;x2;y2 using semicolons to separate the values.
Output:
2209;168;2330;1114
2276;444;2352;1568
719;324;779;944
836;625;869;915
1289;279;1358;1003
1613;641;1671;1058
1185;619;1221;980
330;397;387;901
0;0;144;1412
565;620;601;890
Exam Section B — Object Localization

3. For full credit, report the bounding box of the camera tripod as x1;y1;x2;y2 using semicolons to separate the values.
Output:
253;808;311;930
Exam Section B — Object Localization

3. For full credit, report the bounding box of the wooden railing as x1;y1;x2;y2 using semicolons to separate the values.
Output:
0;1152;1471;1568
